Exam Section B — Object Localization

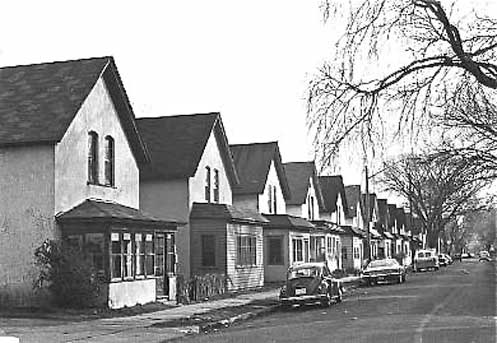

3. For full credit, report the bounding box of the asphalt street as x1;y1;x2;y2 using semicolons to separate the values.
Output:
177;260;496;343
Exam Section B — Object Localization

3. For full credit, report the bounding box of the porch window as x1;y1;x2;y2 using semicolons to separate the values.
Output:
353;247;360;259
123;233;133;279
292;238;303;263
205;167;211;202
135;234;145;277
236;234;256;266
213;169;220;203
166;234;176;274
84;233;105;277
327;237;333;255
267;236;283;265
201;234;216;267
104;136;115;186
88;131;99;184
111;233;122;280
145;234;155;276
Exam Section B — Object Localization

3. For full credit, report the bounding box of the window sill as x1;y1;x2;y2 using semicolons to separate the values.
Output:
235;264;258;269
87;181;117;189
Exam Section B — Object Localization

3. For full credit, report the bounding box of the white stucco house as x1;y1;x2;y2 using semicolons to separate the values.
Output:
0;56;180;309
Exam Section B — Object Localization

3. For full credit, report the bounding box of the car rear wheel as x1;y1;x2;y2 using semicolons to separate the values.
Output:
321;293;331;307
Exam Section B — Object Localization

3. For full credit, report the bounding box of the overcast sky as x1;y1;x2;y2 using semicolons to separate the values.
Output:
0;1;342;177
2;1;491;192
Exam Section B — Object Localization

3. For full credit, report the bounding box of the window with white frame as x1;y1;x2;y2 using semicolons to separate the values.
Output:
292;238;304;263
327;237;332;255
213;169;219;203
88;131;99;184
237;234;257;266
104;136;115;186
205;167;211;202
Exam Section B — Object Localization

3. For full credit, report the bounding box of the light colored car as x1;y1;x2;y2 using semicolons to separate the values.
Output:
479;251;491;262
279;262;342;308
413;249;439;272
362;258;407;285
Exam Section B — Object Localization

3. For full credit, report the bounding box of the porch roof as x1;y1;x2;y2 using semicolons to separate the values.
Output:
339;225;366;238
263;214;315;231
56;199;183;227
383;232;395;240
369;228;382;240
310;220;345;234
190;202;269;224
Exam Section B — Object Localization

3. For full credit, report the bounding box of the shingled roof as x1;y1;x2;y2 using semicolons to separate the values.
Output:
319;175;347;215
263;214;315;231
344;185;361;219
190;202;268;224
230;141;291;199
283;161;324;208
137;113;239;184
0;56;149;164
56;199;181;226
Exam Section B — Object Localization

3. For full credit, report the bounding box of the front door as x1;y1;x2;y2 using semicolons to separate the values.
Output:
155;233;166;296
155;233;176;297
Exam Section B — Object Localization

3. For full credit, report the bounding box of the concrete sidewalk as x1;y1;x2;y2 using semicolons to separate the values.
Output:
0;289;279;343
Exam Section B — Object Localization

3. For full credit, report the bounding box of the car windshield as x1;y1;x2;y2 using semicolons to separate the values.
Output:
367;260;397;268
288;266;321;279
419;252;431;258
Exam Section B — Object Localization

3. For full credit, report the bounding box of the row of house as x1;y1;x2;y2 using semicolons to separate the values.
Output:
0;56;425;310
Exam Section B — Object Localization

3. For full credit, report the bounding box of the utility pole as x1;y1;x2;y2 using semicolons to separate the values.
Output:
365;165;371;261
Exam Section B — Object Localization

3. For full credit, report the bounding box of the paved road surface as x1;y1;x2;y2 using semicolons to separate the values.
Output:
178;260;496;343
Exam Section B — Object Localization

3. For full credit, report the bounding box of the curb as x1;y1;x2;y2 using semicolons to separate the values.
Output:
198;305;278;332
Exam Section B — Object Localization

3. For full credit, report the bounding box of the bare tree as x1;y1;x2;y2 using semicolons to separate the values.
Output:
380;153;494;248
308;0;497;166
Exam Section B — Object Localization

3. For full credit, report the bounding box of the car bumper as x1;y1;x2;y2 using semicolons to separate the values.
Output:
280;294;328;304
362;273;401;281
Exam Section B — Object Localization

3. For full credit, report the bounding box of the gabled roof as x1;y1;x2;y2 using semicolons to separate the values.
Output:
396;207;406;227
190;202;268;224
283;161;324;208
344;185;361;219
0;56;149;164
263;214;315;231
318;175;348;215
230;141;291;200
387;204;397;227
377;199;388;224
56;199;181;226
137;113;239;185
361;193;377;221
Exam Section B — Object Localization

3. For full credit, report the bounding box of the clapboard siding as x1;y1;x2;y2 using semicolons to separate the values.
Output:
226;223;264;290
190;219;227;276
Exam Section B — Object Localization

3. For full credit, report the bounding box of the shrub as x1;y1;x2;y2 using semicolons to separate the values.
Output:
176;273;231;304
33;239;105;308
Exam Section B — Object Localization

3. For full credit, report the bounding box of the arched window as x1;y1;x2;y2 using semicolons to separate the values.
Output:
104;136;115;186
88;131;99;184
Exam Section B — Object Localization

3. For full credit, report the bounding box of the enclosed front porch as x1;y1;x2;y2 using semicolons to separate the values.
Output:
56;199;181;309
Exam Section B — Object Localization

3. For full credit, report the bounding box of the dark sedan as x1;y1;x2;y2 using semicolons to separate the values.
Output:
362;258;407;286
279;262;342;308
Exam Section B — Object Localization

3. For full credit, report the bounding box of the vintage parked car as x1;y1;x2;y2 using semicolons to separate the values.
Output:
479;251;491;262
438;254;449;267
362;258;407;285
279;262;342;308
413;249;439;272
